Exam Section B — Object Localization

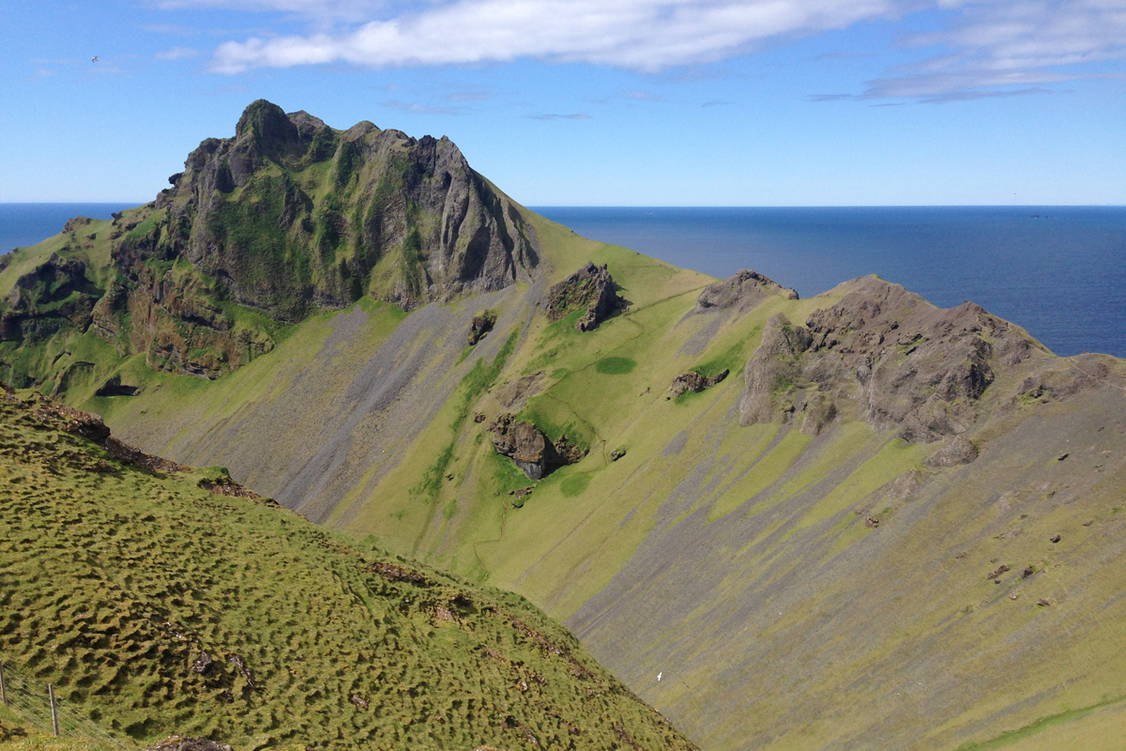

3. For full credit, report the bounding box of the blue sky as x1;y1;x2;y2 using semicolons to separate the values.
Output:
2;0;1124;205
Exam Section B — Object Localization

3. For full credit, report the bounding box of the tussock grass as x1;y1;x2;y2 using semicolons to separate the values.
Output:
0;394;697;750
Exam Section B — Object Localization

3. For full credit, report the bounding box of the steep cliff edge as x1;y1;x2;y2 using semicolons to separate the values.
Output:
0;100;538;382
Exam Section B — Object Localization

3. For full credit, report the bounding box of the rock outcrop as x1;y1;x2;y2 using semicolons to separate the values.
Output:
145;739;234;751
467;310;496;345
544;263;625;331
9;390;188;473
0;99;540;380
0;253;101;343
669;369;729;398
739;277;1037;441
489;413;585;480
693;269;797;313
152;100;538;319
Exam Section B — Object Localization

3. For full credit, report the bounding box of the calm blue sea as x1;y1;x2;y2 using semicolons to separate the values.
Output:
535;206;1126;358
2;204;1122;357
0;203;136;250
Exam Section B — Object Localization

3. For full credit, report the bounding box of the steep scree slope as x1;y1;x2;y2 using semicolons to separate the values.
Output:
1;104;1123;750
86;257;1125;751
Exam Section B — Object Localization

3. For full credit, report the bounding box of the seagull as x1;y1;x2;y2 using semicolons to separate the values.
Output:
657;672;663;682
91;56;99;63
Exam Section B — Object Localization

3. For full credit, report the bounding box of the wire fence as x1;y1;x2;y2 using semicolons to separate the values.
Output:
1;660;136;749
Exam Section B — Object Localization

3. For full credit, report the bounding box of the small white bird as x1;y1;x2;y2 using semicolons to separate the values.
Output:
657;672;663;682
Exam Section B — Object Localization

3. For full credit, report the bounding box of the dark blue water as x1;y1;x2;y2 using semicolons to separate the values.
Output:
2;204;1122;356
0;203;137;252
535;206;1126;357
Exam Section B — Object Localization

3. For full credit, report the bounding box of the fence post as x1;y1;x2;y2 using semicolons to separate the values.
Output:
48;683;60;736
0;662;6;704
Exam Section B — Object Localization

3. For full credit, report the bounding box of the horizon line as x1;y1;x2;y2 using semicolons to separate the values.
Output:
3;201;1125;209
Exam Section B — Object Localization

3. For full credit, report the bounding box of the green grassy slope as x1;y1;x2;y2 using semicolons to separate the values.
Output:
3;123;1123;750
0;391;697;750
64;208;1126;750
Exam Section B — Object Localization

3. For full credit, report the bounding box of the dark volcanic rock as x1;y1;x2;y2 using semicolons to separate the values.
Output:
145;738;233;751
15;391;189;473
694;269;798;313
1;99;542;382
925;435;980;467
669;369;729;398
0;253;101;343
468;310;496;345
157;99;539;320
94;375;141;397
191;650;214;675
489;413;585;479
545;263;625;332
739;277;1037;442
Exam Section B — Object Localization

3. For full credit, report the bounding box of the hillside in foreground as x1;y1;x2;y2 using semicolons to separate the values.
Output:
0;389;697;750
1;102;1124;750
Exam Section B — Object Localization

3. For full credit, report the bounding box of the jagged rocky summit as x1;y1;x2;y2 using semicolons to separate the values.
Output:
1;99;539;380
738;275;1036;442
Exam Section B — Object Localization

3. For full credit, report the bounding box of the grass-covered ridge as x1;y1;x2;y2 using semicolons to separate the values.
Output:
0;390;697;750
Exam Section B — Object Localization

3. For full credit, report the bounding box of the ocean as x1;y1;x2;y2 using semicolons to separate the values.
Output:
535;206;1126;358
2;203;1123;357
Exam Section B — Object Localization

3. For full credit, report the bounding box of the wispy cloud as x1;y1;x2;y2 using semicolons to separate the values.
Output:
445;90;492;103
814;50;878;61
156;46;200;60
700;99;730;108
526;112;591;120
383;100;462;115
152;0;390;23
163;0;1126;106
205;0;906;73
815;0;1126;102
621;89;663;101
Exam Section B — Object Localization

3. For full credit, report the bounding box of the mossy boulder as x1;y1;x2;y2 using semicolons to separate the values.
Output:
544;262;625;331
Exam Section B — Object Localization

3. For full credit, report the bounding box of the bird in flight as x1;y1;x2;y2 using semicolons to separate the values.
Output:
91;56;99;63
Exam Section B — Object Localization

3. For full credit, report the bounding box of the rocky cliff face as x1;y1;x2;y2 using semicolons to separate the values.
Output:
0;253;101;343
693;268;798;312
1;100;539;380
153;100;538;319
544;262;625;331
739;276;1038;441
489;413;586;479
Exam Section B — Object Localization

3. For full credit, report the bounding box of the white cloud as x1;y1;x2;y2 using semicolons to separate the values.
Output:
154;0;391;22
184;0;1126;104
823;0;1126;101
207;0;906;73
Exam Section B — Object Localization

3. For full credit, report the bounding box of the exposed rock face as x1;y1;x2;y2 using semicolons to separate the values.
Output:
739;277;1037;441
489;413;585;479
11;391;188;473
0;254;101;343
150;100;537;320
925;435;980;467
94;375;141;397
545;263;625;331
467;310;496;345
1;99;540;380
693;269;797;313
145;738;234;751
668;369;729;398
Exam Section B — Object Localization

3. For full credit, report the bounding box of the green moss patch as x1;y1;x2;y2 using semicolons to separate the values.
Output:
595;356;637;374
